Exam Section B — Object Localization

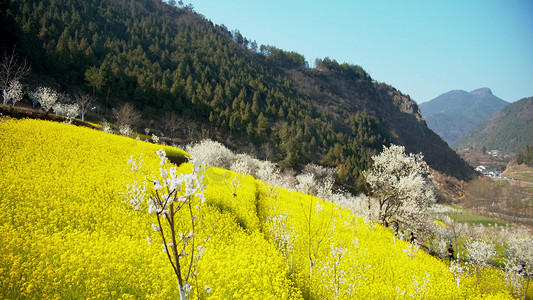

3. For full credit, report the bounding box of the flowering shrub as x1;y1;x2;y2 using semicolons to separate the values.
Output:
119;124;132;137
267;213;297;273
52;102;80;123
185;139;235;169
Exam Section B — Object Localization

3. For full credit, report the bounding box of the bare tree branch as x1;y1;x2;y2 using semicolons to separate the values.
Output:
74;91;94;122
114;103;141;129
163;111;184;139
1;48;31;105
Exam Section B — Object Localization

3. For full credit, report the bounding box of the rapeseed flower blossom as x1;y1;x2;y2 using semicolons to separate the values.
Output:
0;118;521;299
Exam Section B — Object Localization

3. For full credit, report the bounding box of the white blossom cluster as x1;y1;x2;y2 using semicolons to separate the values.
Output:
320;243;351;298
505;232;533;276
403;243;419;260
295;173;315;195
101;121;112;133
144;150;206;216
151;134;159;144
122;180;148;211
503;231;533;297
185;140;290;189
52;102;80;123
319;239;368;298
363;144;436;233
229;155;252;175
123;150;207;300
29;86;58;112
267;213;297;272
127;153;143;173
3;79;23;106
119;124;132;137
27;86;82;123
449;260;469;287
185;139;342;201
409;271;430;299
426;237;448;259
466;239;496;268
185;139;235;169
256;160;289;195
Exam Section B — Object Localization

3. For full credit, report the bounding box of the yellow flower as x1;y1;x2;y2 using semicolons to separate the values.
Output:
0;118;518;299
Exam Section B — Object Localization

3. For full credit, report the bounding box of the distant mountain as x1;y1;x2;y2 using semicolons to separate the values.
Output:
456;97;533;154
419;88;508;146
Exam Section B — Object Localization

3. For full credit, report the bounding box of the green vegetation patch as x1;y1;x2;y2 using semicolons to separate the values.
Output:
448;213;507;226
512;171;533;183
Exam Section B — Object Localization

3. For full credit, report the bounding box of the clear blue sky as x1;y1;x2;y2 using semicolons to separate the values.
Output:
186;0;533;103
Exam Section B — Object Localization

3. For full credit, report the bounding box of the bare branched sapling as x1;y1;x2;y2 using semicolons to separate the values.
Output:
300;196;335;283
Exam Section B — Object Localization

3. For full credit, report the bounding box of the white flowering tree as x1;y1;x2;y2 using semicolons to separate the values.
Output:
186;139;235;169
3;80;23;106
363;144;436;232
465;239;496;284
52;102;80;123
295;173;316;195
29;86;58;112
123;150;207;300
409;271;431;299
504;232;533;299
230;154;252;175
267;213;297;274
449;260;469;287
151;133;160;144
319;238;368;299
256;160;285;198
101;121;112;133
118;124;132;137
1;48;30;106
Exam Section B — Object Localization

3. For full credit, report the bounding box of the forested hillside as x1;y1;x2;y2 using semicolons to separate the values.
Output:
517;145;533;167
0;0;475;191
456;97;533;154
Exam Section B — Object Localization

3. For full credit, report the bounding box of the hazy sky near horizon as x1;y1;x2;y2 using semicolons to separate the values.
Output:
187;0;533;103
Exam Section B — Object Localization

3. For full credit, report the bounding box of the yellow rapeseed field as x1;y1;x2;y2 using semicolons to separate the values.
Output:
0;117;514;299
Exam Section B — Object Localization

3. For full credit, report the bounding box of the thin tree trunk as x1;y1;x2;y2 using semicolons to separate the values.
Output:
523;276;530;300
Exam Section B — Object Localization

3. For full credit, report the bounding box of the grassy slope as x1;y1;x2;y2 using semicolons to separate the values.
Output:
0;118;514;299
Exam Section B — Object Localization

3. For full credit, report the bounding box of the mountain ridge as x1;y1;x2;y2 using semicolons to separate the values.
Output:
419;88;508;146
